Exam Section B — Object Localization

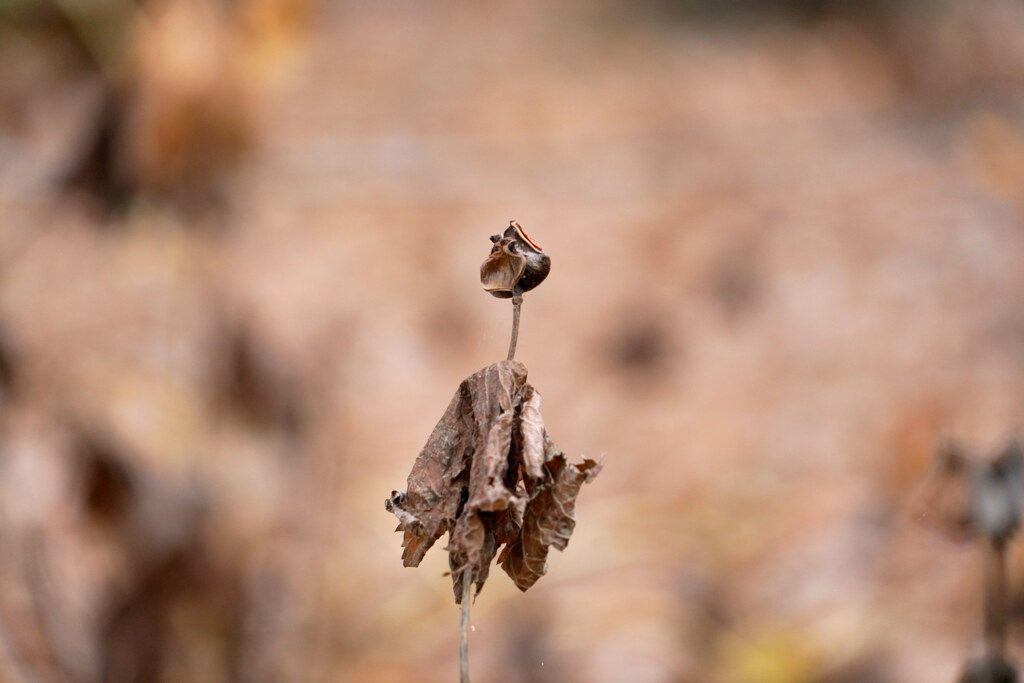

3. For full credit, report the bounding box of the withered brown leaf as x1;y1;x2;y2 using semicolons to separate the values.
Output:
499;433;601;592
386;361;601;603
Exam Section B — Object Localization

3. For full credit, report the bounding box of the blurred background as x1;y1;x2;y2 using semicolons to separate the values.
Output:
2;0;1024;681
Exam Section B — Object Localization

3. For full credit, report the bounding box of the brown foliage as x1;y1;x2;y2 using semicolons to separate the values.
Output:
386;361;601;603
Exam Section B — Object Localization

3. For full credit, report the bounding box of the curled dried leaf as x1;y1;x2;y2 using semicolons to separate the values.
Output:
499;440;602;592
386;361;600;603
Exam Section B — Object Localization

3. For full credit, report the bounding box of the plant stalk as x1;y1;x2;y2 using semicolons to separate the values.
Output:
460;568;473;683
507;295;523;361
983;538;1008;660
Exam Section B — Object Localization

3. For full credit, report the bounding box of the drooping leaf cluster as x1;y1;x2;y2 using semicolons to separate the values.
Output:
386;360;601;602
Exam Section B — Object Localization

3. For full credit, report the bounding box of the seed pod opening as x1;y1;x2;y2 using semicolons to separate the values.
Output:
480;221;551;298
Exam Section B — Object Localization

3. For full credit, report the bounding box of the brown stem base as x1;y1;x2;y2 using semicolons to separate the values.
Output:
984;539;1008;661
460;569;473;683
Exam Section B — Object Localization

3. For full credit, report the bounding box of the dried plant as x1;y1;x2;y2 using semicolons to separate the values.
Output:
385;362;602;600
919;440;1024;683
385;223;599;682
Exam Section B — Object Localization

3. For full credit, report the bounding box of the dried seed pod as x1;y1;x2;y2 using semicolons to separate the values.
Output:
480;221;551;298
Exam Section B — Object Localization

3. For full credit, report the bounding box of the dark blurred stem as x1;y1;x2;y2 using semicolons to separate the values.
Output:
983;538;1008;660
507;296;523;361
460;568;473;683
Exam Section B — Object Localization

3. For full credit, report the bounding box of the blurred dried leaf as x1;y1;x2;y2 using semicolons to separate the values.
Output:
61;0;310;214
386;361;601;602
959;653;1018;683
77;429;137;524
914;441;975;539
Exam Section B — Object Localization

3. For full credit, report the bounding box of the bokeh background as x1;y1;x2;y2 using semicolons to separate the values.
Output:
2;0;1024;681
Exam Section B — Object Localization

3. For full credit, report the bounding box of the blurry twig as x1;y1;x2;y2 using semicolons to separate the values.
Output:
983;539;1009;663
919;439;1023;681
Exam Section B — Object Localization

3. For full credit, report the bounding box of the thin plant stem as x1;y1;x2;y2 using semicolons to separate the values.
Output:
507;295;523;361
983;538;1008;660
460;568;473;683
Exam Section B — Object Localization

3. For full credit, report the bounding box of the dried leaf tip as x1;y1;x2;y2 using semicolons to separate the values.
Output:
385;360;601;602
